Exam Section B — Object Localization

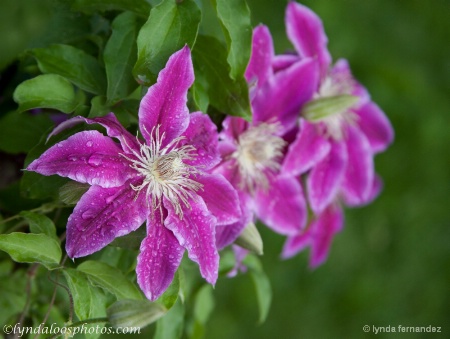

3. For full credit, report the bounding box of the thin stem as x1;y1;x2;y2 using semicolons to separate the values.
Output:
0;203;67;226
48;271;74;324
14;263;40;339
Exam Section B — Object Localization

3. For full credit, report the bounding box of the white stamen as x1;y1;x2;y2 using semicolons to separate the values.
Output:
121;125;202;219
232;122;286;192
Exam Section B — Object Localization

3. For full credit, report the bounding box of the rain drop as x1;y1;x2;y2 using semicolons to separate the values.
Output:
86;140;93;147
88;153;103;167
81;209;96;220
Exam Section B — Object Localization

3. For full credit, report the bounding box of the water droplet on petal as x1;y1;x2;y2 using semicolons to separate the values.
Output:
68;155;78;162
86;140;93;147
88;153;103;167
198;149;205;156
81;209;96;220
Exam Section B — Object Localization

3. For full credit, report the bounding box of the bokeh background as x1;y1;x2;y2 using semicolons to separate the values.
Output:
208;0;450;338
1;0;449;338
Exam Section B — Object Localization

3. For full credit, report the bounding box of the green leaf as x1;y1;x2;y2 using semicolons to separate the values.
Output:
77;260;143;300
157;271;180;310
194;284;214;325
154;299;184;339
244;255;272;324
72;0;151;17
192;35;251;120
133;0;201;85
32;44;106;95
0;233;61;269
0;270;27;326
107;299;166;329
63;268;107;321
19;211;57;241
109;227;146;250
13;74;84;113
89;95;110;117
0;111;53;154
59;181;90;205
212;0;252;79
104;12;138;104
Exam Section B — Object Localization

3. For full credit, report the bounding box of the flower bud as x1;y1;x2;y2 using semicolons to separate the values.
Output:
235;223;263;255
302;95;358;122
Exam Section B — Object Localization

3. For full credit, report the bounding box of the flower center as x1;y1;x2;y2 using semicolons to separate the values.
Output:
233;122;286;192
121;125;202;219
313;74;358;140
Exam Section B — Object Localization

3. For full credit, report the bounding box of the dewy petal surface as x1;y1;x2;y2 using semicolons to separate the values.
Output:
286;2;332;78
66;178;147;258
164;196;219;284
196;173;241;226
179;112;220;170
27;130;134;188
309;204;343;268
139;46;193;147
245;25;274;89
308;140;348;214
254;175;307;235
252;58;319;132
47;113;140;154
283;120;331;176
355;101;394;153
340;125;374;205
137;209;184;301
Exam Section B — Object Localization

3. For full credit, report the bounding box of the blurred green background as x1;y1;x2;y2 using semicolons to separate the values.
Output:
1;0;449;338
207;0;450;338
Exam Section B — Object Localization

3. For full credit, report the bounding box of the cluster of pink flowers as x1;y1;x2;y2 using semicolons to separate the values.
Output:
27;3;393;300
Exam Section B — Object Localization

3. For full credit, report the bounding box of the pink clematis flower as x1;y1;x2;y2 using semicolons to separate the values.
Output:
214;25;320;249
27;46;241;300
282;175;383;267
279;2;394;213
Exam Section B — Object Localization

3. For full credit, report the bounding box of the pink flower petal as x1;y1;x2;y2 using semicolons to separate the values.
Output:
330;59;369;103
179;112;220;170
341;126;374;206
286;2;332;78
66;179;147;258
254;175;307;235
355;101;394;153
220;116;249;144
139;46;193;147
282;228;312;259
272;54;299;72
137;209;184;301
252;57;319;133
27;130;134;188
345;174;383;207
216;191;253;250
196;173;241;226
47;113;140;154
245;25;274;89
164;196;219;285
213;158;241;189
309;204;343;268
283;120;331;176
307;140;348;214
